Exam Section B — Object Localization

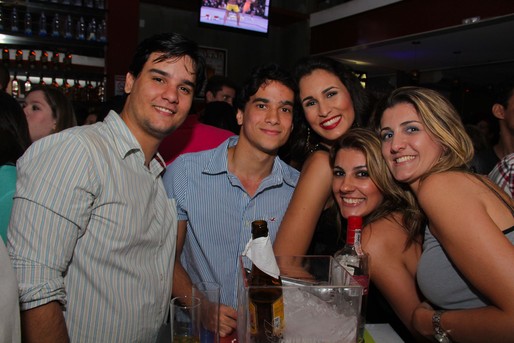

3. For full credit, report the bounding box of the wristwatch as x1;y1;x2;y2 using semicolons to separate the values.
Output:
432;310;451;343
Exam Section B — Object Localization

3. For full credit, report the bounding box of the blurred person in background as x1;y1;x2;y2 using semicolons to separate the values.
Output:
472;80;514;174
0;91;31;243
204;74;237;105
23;85;77;142
200;100;240;134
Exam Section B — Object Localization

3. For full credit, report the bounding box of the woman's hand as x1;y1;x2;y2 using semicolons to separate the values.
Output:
412;302;435;337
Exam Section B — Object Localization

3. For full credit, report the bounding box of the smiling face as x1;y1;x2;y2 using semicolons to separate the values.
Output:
237;80;294;156
299;68;355;144
23;90;56;142
122;53;196;144
379;102;445;190
332;148;384;218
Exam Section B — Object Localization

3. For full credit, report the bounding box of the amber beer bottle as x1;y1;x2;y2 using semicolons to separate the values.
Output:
248;220;284;343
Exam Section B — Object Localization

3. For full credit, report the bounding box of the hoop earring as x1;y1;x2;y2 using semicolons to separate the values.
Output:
306;127;311;150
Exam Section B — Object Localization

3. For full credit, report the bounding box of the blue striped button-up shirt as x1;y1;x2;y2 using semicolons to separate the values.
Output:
7;111;177;343
163;137;299;308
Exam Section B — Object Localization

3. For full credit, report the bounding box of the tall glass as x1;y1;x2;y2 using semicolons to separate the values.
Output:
171;296;201;343
193;282;220;343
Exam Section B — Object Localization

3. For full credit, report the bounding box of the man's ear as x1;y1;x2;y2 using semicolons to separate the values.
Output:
124;72;135;94
236;109;244;125
492;103;506;120
205;91;215;103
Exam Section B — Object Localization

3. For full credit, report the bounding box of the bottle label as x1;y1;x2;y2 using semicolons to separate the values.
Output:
248;295;284;338
353;275;370;295
249;300;257;335
271;295;284;335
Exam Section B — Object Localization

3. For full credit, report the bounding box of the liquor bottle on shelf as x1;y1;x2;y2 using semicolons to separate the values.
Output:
84;0;94;8
246;220;284;343
10;7;19;33
76;16;85;40
11;73;20;98
334;216;369;343
40;50;49;70
38;74;46;86
96;79;105;102
64;15;73;39
85;79;95;101
86;18;96;41
28;50;37;70
51;51;60;70
62;78;72;98
39;12;47;37
0;6;4;31
74;0;83;7
95;0;105;10
15;49;23;69
24;11;32;36
51;13;61;38
62;0;71;5
63;51;72;71
97;18;107;43
24;73;33;95
51;76;60;88
72;79;83;101
2;48;10;67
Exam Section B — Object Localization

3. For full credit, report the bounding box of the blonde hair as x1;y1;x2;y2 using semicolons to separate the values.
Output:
372;86;474;176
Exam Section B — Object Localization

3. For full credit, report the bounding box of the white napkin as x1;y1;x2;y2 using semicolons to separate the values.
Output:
243;236;280;279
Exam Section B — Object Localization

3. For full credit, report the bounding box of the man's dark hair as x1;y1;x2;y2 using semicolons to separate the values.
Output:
492;79;514;108
128;32;206;96
235;63;297;112
0;91;31;165
204;75;237;97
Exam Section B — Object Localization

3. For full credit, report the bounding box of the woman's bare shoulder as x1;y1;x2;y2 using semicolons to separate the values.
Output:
362;214;410;253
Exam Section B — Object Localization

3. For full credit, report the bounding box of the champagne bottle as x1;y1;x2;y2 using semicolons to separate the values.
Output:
247;220;284;343
334;216;369;343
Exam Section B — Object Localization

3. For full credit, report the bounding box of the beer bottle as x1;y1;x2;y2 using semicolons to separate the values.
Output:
248;220;284;343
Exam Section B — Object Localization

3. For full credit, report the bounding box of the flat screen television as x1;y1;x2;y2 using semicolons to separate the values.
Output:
199;0;271;36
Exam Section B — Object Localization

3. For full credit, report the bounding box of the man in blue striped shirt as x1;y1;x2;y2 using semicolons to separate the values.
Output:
7;33;205;343
164;63;300;338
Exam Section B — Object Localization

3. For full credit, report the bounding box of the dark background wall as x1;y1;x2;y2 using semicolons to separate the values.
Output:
139;3;310;86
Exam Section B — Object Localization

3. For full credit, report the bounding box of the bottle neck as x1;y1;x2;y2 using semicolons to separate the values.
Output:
251;220;268;239
346;227;362;246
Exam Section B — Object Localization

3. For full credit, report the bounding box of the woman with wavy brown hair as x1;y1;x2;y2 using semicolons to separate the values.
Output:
331;128;426;341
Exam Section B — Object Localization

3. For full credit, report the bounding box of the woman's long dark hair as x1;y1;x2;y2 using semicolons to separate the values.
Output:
283;56;372;167
0;92;31;165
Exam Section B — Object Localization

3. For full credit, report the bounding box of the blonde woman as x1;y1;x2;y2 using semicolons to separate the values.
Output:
374;86;514;343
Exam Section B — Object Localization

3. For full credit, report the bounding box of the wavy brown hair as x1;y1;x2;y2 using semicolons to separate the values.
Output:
330;128;425;247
